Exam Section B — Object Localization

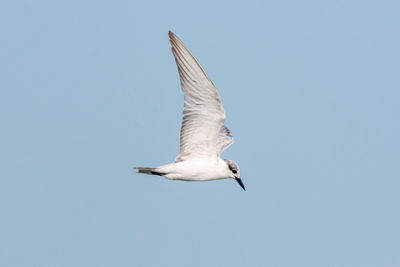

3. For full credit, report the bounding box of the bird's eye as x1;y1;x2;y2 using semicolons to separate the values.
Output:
232;170;237;174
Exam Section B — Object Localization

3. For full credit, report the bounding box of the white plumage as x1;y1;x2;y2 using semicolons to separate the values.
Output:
136;31;244;190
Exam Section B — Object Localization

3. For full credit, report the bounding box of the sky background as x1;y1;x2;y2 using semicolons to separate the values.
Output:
1;0;399;266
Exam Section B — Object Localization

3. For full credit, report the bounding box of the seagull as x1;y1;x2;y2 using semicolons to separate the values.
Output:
136;31;245;191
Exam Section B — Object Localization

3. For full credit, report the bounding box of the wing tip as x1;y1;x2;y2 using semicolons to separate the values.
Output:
168;30;178;42
168;31;186;50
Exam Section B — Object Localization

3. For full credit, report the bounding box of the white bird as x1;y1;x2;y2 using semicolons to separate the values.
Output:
136;31;245;190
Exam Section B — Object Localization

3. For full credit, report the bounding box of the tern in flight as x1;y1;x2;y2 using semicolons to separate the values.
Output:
136;31;244;190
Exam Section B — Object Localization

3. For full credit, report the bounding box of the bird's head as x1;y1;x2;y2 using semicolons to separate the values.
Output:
223;159;245;191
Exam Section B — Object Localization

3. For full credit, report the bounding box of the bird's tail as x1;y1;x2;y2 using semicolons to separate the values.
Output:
135;167;165;176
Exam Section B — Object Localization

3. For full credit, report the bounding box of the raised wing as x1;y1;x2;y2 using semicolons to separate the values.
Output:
217;125;234;156
169;31;226;162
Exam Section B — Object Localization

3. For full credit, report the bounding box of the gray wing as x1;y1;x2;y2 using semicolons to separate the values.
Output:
169;31;226;162
217;125;234;156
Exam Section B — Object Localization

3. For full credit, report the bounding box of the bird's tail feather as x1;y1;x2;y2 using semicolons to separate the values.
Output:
135;167;165;176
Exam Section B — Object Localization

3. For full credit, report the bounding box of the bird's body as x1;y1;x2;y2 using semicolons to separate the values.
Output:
153;157;229;181
136;31;245;190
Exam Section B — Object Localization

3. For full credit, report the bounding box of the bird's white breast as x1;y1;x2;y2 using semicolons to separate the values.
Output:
157;157;229;181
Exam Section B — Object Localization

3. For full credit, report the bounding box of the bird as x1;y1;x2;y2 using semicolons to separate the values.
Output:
135;31;245;191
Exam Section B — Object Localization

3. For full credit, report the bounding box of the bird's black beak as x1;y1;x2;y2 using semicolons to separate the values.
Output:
235;177;245;191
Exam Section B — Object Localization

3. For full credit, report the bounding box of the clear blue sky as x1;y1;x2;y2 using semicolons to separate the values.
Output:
1;0;399;266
